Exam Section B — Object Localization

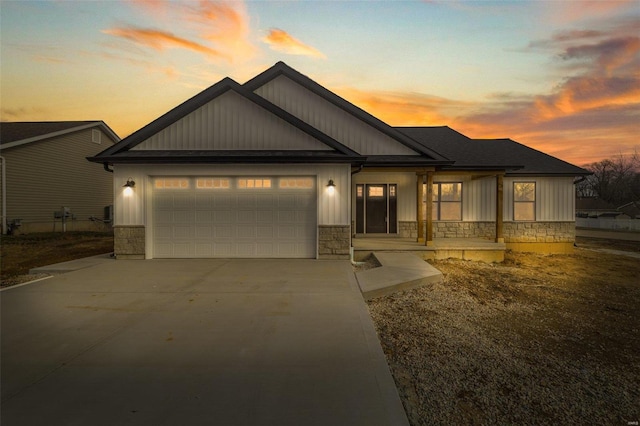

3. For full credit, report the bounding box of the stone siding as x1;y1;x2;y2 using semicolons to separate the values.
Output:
503;221;575;243
114;225;145;259
432;221;496;239
399;221;418;239
318;225;350;259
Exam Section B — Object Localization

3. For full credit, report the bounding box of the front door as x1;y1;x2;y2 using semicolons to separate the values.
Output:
356;184;398;234
365;184;387;233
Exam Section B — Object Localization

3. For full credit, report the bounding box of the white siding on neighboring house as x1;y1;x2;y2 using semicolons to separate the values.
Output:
113;164;350;227
254;75;420;156
132;91;332;151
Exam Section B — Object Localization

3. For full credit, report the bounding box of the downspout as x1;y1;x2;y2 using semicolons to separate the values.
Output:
350;164;365;264
573;176;586;185
103;163;114;173
0;156;6;235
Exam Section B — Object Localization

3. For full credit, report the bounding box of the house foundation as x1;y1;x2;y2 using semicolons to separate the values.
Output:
114;225;145;259
318;225;350;259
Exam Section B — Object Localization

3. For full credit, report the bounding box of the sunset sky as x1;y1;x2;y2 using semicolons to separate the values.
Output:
1;0;638;167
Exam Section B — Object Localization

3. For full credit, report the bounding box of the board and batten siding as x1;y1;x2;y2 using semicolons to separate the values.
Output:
113;164;350;227
254;75;420;156
132;91;331;151
351;173;575;223
504;176;575;222
1;128;114;226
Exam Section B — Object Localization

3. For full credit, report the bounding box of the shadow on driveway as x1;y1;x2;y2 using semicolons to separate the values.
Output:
1;259;408;426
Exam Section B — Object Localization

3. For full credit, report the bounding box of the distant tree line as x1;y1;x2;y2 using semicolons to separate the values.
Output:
576;150;640;207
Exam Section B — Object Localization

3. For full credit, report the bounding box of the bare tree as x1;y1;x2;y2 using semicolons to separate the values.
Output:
578;149;640;206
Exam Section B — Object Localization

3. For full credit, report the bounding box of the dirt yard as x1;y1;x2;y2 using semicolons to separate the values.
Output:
368;238;640;425
0;232;113;287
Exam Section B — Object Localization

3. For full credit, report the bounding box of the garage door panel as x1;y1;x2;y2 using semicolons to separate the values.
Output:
214;226;234;238
238;226;256;239
237;210;256;223
237;243;256;256
256;226;274;239
173;225;194;239
153;176;316;258
238;195;256;209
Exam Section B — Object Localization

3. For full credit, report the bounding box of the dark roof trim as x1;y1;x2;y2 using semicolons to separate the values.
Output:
88;150;365;165
1;121;120;149
244;62;450;162
93;77;359;162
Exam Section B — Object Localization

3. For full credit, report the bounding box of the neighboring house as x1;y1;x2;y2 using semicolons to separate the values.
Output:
617;201;640;219
1;121;120;234
88;62;590;259
575;197;621;218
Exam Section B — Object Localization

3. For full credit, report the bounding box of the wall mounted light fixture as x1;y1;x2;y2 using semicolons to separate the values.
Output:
123;178;135;188
327;179;335;195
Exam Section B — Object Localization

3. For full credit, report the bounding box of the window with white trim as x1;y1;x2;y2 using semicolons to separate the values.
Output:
238;178;272;189
514;182;536;221
155;178;189;189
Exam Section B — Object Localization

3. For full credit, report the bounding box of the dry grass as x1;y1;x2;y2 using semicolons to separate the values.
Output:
368;239;640;425
0;232;113;287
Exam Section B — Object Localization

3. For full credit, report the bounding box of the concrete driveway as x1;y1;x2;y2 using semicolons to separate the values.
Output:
1;259;408;426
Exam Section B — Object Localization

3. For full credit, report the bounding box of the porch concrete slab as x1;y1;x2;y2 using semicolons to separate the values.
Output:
29;253;114;274
355;252;443;300
2;259;408;426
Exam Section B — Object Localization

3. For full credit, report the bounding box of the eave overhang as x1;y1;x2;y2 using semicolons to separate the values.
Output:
88;150;365;165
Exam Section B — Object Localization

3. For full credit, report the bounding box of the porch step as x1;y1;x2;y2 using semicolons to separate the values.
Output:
355;252;443;300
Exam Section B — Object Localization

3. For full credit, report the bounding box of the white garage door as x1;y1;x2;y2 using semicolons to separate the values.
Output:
152;177;317;258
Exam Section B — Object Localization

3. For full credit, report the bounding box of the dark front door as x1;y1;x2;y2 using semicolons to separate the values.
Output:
365;184;387;233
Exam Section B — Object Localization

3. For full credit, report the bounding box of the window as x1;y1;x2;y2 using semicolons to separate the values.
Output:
279;178;313;188
155;178;189;189
238;178;272;189
196;178;229;189
428;182;462;221
514;182;535;221
368;186;384;197
356;185;364;198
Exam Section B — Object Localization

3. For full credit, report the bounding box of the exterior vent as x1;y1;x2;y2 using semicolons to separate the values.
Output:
92;129;101;144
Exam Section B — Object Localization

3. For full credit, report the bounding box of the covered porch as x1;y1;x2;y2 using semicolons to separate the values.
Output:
351;236;506;263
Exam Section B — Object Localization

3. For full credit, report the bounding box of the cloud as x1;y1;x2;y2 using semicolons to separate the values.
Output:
336;87;473;126
117;0;255;63
262;28;326;59
102;27;229;60
542;0;636;25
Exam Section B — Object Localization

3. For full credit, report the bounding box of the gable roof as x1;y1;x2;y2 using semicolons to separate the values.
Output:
89;77;364;165
244;62;451;163
1;121;120;149
398;126;590;176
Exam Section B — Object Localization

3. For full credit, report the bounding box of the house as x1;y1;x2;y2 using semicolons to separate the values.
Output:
1;121;120;234
575;197;621;218
88;62;590;260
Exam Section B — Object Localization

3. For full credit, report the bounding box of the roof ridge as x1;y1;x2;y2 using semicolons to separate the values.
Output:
244;62;451;162
90;75;360;161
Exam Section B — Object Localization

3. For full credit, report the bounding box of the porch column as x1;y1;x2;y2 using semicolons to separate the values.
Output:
496;173;504;243
416;172;425;242
426;171;434;246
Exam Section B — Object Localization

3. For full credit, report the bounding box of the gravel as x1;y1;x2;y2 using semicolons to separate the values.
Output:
366;248;640;425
